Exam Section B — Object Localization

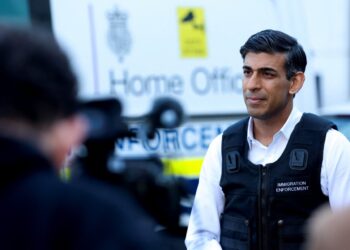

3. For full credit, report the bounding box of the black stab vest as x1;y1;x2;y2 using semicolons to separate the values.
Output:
220;113;336;250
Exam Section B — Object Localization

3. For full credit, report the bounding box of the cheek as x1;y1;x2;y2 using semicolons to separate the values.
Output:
268;81;290;96
52;129;78;170
53;139;73;170
242;78;250;90
55;117;87;169
269;86;290;107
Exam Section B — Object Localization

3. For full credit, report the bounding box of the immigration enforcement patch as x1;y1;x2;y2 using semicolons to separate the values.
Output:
274;177;311;195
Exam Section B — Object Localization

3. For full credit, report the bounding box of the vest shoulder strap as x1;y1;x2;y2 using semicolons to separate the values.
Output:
221;117;249;174
222;117;249;151
299;113;337;130
221;113;336;171
292;113;337;145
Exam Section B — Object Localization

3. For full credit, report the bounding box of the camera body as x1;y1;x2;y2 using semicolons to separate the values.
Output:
71;97;186;229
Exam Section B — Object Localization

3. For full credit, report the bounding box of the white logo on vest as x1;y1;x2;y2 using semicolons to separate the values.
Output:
275;180;309;193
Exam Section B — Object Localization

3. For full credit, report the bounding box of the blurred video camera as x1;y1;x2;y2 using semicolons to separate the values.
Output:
71;96;186;229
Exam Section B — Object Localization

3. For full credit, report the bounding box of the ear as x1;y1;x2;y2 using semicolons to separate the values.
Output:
289;72;305;95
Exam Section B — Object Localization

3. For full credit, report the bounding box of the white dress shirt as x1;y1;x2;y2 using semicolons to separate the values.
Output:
185;107;350;250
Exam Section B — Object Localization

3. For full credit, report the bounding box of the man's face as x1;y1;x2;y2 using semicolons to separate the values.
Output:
242;52;293;120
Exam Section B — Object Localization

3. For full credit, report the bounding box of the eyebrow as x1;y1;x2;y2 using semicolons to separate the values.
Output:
242;65;278;73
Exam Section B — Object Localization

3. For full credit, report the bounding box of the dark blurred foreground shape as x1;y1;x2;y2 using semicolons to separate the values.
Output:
71;97;188;249
0;24;182;249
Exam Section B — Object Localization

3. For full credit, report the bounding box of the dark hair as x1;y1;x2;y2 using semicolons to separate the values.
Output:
240;29;307;80
0;25;79;127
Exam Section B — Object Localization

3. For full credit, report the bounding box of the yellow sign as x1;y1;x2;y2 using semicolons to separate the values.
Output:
178;7;207;58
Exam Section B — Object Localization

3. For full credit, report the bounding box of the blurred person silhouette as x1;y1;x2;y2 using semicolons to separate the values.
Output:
0;24;168;250
305;205;350;250
185;29;350;250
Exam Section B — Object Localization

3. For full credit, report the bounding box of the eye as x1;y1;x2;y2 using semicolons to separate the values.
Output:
262;70;276;78
243;69;252;77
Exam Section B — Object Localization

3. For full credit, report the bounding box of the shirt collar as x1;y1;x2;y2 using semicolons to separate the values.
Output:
247;107;303;148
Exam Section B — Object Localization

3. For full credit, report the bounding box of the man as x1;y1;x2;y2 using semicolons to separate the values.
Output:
185;29;350;250
0;25;166;249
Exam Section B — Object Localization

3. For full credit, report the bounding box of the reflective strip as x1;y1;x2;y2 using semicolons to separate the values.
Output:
62;157;203;180
161;157;203;177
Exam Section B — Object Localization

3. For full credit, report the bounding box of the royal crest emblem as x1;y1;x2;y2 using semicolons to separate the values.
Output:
107;6;132;63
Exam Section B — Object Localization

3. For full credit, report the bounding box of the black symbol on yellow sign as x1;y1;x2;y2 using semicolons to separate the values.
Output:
178;7;207;58
181;11;205;31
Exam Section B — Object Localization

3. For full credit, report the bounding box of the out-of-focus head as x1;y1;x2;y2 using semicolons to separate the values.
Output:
0;24;86;168
306;205;350;250
0;24;78;126
240;29;307;80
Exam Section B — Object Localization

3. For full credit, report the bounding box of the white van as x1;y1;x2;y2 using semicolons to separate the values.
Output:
320;103;350;140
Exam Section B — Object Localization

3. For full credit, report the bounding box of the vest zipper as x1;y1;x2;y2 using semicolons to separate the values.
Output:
245;219;251;250
277;219;284;250
258;165;268;250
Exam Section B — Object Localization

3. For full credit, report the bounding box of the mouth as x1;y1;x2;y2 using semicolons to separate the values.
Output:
245;96;265;105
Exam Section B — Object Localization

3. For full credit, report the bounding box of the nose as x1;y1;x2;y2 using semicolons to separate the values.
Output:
244;72;261;91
